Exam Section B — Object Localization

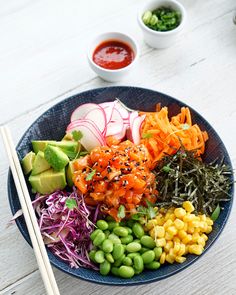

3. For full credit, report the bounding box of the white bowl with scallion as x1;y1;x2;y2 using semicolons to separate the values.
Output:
137;0;186;49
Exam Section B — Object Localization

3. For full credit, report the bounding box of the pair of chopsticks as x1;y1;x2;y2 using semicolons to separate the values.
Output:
1;126;60;295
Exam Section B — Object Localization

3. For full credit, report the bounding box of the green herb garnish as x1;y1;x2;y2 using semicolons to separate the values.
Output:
142;133;153;139
66;198;77;210
86;169;96;181
131;199;156;221
72;130;83;141
211;204;221;221
118;205;126;219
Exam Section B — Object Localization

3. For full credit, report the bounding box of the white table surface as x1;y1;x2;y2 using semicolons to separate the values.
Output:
0;0;236;294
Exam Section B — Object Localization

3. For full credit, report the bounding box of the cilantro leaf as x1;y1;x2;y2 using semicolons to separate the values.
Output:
142;133;153;139
118;205;125;219
145;200;157;219
66;198;77;210
86;169;96;181
72;130;83;141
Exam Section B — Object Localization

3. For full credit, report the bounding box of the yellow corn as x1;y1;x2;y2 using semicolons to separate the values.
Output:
173;237;181;244
155;215;165;226
178;229;187;240
167;226;178;236
205;225;212;234
200;214;207;222
187;226;195;234
192;232;200;243
174;218;185;230
156;238;166;247
183;213;195;223
155;226;165;238
201;234;208;241
183;201;195;213
163;219;173;229
174;208;186;219
164;241;173;252
166;254;175;264
165;232;174;241
189;244;203;255
173;242;181;254
189;220;200;228
178;244;186;256
145;219;157;231
206;218;214;226
160;252;166;264
197;236;206;247
175;256;186;263
182;234;192;244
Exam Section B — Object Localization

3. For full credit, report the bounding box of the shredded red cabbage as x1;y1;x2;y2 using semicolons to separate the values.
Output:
32;187;99;269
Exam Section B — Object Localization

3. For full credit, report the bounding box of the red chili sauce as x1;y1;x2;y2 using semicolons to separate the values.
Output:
92;40;134;70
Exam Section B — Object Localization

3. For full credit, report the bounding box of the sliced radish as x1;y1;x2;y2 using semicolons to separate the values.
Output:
84;107;107;134
130;115;146;145
113;125;127;140
114;101;130;120
71;103;102;122
129;111;139;129
67;119;105;152
106;108;124;137
99;102;115;124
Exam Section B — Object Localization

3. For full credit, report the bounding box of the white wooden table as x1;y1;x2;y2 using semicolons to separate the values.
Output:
1;0;236;294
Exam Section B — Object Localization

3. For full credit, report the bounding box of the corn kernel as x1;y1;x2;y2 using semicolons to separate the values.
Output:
166;254;175;264
146;219;157;231
183;201;195;213
178;244;186;256
167;226;178;236
182;234;192;244
155;226;165;238
183;223;188;231
160;252;166;264
189;221;200;228
174;208;186;219
164;212;171;221
156;215;165;226
197;236;206;247
159;208;166;213
156;238;166;247
183;213;195;223
184;245;189;255
205;225;212;234
174;218;185;230
189;244;203;255
178;230;187;240
199;222;208;232
164;219;173;229
173;237;181;243
201;234;208;241
175;256;186;263
206;218;214;226
167;208;174;213
187;226;195;234
200;214;207;222
194;227;201;233
192;232;200;243
173;242;181;254
164;241;173;252
165;232;173;241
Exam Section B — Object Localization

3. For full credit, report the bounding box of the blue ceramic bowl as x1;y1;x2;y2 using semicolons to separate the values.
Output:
8;86;234;285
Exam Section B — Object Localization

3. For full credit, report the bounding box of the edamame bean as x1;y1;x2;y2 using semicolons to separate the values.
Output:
145;261;161;270
112;244;124;260
90;229;102;241
104;230;110;238
154;247;162;260
120;235;133;244
93;232;106;246
97;220;109;231
133;239;141;243
94;250;105;264
132;223;144;239
108;221;119;231
133;255;144;272
124;227;132;234
126;242;142;253
105;253;114;263
113;254;125;267
111;267;119;276
140;247;149;254
108;234;121;244
141;250;155;264
88;250;96;263
113;226;129;237
102;239;113;253
118;266;135;278
140;235;156;249
127;253;139;259
100;260;111;275
123;257;133;266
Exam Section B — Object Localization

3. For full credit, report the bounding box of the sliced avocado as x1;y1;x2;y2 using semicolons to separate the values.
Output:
66;161;75;187
29;168;66;194
32;140;56;153
31;151;51;176
21;151;36;175
44;145;69;171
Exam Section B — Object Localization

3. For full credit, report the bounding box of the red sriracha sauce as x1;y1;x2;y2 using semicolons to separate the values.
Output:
92;40;134;70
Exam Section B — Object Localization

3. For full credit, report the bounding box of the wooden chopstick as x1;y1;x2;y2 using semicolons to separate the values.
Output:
1;126;60;295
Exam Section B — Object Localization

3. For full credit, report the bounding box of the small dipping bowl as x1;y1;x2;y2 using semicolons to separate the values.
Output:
87;32;139;82
138;0;186;49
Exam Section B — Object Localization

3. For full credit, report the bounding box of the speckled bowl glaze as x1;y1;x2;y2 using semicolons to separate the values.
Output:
8;86;234;285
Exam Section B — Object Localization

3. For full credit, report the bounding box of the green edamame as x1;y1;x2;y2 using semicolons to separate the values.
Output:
118;266;135;278
102;239;113;253
141;250;155;264
154;247;162;260
140;247;149;254
97;220;108;231
145;261;161;270
120;235;133;244
111;267;119;276
112;244;124;260
94;250;105;264
133;255;144;272
107;221;119;231
88;250;96;263
90;229;102;241
100;260;111;276
93;232;106;246
132;223;144;239
104;230;110;238
105;253;114;264
113;226;129;237
123;257;133;266
140;235;156;249
124;227;132;234
127;253;139;259
113;254;125;267
108;233;121;244
126;242;141;253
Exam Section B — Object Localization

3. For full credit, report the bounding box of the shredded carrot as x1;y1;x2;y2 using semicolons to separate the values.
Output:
140;105;208;166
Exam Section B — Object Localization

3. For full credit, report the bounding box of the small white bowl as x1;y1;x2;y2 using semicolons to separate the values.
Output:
87;32;139;82
137;0;186;49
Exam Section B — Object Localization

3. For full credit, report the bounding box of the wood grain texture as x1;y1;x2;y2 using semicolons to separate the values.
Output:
0;0;236;294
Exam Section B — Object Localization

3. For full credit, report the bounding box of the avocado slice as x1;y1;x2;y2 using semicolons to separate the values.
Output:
32;140;56;153
31;151;51;176
29;168;66;194
44;145;69;171
21;151;36;175
66;161;75;187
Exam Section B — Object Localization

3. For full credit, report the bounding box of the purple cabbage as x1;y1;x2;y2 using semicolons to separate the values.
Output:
32;187;99;269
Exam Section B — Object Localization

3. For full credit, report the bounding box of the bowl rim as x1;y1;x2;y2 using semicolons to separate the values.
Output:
7;86;234;286
137;0;187;36
87;31;139;73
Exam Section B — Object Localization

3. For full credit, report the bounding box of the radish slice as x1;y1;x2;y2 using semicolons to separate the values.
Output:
99;102;115;124
84;107;107;134
71;103;102;122
114;101;130;120
130;115;146;145
67;119;105;152
113;125;127;140
106;108;124;136
129;111;139;129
